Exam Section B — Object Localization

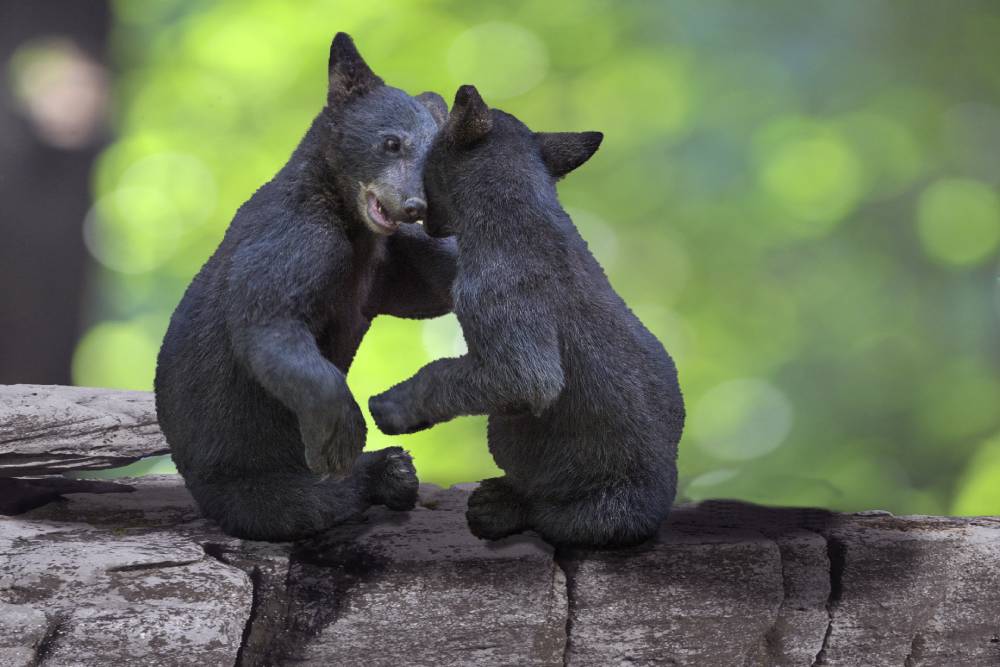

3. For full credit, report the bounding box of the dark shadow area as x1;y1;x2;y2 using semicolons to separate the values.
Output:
222;509;412;666
669;498;839;538
554;499;838;558
0;476;133;514
555;498;930;617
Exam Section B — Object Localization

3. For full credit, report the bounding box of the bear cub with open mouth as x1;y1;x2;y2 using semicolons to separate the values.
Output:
156;34;456;541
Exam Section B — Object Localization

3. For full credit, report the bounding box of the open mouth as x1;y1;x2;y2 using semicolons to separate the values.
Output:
364;191;400;235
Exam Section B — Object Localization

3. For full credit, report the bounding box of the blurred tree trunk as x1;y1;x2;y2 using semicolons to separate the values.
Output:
0;0;110;384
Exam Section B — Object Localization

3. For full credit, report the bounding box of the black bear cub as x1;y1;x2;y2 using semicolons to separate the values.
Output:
155;34;457;541
370;85;685;547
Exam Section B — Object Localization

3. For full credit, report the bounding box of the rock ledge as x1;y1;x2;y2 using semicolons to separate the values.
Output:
2;385;998;665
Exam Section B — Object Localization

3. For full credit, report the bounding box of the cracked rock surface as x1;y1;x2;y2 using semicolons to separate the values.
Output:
1;387;998;665
1;477;250;666
2;477;998;666
561;502;1000;666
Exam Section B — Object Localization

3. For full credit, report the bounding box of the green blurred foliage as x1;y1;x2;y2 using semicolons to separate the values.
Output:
76;0;1000;515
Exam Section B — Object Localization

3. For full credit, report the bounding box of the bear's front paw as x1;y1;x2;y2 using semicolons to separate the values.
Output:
369;392;432;436
370;447;420;511
466;477;527;540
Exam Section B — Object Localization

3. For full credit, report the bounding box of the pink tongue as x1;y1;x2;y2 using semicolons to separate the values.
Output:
372;199;396;228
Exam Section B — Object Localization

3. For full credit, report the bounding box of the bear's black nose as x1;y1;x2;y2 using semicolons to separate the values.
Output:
403;197;427;222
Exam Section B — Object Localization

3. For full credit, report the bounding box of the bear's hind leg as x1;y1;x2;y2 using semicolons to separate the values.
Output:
184;447;418;542
186;472;366;542
528;484;670;547
466;477;529;540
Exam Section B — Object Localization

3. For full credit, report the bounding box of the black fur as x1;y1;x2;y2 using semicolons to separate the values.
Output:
154;33;456;541
370;85;685;547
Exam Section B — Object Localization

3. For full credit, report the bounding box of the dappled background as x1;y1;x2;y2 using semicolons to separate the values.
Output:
4;1;1000;515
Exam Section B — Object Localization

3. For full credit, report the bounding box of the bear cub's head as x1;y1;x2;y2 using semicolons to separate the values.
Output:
422;84;602;238
322;33;447;236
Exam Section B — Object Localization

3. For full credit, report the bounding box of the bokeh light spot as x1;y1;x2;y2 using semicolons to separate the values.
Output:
7;37;109;148
72;321;159;390
917;178;1000;267
570;53;691;143
183;6;312;90
448;23;548;100
118;152;218;231
835;112;924;198
83;187;180;273
759;129;863;235
691;378;794;461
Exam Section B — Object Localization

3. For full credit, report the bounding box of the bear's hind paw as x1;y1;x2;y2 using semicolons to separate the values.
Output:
466;478;527;540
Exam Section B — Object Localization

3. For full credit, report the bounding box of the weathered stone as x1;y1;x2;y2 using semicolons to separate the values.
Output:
416;481;472;511
668;501;838;666
283;486;567;666
816;515;1000;666
762;529;832;666
1;468;998;665
0;384;167;476
914;520;1000;665
0;518;251;665
0;602;50;667
561;502;1000;667
6;479;567;666
561;504;786;666
21;473;204;530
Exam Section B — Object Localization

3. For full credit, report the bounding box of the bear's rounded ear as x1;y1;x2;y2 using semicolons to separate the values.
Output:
535;131;604;179
446;85;492;146
327;32;383;107
416;91;448;128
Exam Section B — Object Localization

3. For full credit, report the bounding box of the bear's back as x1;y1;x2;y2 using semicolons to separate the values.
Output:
557;223;680;421
485;217;682;493
154;186;308;477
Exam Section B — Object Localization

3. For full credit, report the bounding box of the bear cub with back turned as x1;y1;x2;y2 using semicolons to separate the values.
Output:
370;85;685;546
155;34;457;541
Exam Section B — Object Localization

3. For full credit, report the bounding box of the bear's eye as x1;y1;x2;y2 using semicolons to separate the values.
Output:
383;136;401;153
